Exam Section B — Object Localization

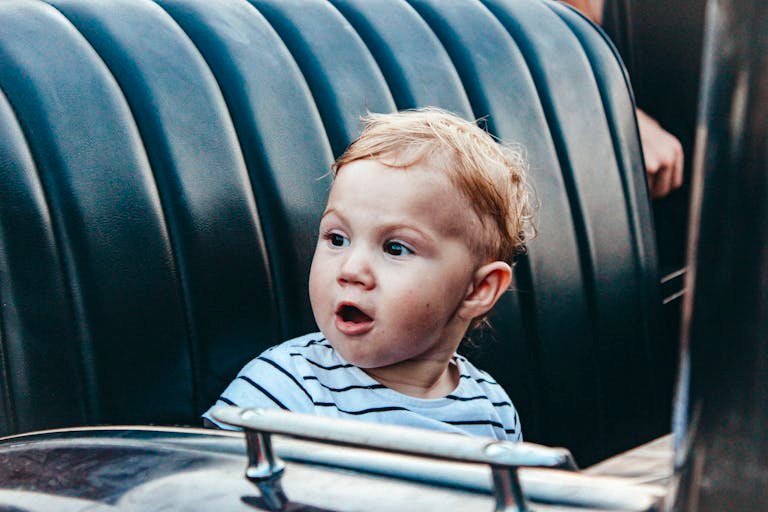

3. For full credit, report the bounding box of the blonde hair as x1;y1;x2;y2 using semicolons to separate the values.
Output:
332;107;535;265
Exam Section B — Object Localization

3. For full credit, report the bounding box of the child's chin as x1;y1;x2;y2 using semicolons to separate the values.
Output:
340;353;375;368
348;359;383;370
332;345;386;369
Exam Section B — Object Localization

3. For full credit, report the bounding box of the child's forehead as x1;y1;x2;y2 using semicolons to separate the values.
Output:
330;158;463;206
327;159;487;242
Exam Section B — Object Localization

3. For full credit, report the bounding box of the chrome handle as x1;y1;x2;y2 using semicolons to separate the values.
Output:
212;406;578;511
212;407;576;469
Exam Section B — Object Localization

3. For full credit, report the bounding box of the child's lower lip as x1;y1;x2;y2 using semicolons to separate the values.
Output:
335;315;373;335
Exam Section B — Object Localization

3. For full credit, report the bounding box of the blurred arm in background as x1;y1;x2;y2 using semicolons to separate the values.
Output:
562;0;684;199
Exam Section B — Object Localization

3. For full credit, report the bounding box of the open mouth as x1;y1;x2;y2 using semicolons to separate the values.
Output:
337;304;373;324
334;303;374;335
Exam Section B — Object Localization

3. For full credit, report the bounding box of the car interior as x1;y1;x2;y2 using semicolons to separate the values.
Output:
0;0;675;475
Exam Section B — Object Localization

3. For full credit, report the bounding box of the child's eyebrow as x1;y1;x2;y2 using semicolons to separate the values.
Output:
319;207;344;223
320;207;436;242
384;223;435;242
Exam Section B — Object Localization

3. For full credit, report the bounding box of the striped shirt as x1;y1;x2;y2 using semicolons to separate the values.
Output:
204;332;522;441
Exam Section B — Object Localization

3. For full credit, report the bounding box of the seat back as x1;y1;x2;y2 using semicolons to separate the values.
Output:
0;0;666;464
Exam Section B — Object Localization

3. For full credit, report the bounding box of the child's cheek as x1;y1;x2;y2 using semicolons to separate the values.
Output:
393;287;443;332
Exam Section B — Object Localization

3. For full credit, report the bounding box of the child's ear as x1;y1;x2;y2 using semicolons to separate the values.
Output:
458;261;513;320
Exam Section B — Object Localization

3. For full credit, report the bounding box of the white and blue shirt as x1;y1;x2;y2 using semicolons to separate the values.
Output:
204;332;522;441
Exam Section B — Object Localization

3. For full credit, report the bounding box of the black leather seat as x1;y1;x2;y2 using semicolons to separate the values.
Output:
0;0;667;464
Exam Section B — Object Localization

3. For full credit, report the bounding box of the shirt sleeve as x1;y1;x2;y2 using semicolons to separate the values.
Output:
455;357;523;442
481;381;522;442
503;402;523;442
202;346;316;429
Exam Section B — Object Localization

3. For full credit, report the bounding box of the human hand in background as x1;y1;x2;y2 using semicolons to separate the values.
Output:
562;0;685;199
636;108;684;199
561;0;604;23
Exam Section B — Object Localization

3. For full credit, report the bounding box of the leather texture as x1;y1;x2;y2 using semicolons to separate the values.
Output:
0;0;665;464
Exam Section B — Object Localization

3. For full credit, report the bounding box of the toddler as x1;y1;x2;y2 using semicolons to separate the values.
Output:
204;108;534;441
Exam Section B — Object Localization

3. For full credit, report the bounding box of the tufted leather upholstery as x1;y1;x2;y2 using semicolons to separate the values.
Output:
0;0;667;464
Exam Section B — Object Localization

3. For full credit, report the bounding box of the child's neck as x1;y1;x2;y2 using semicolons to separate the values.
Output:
363;357;460;399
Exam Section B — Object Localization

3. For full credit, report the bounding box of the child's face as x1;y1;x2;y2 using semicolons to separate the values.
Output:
309;158;481;371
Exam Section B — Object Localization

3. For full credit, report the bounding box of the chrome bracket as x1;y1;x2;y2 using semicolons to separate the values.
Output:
244;428;288;511
491;465;528;512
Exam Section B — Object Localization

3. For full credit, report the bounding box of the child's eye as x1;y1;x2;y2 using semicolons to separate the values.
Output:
325;232;349;247
383;241;413;256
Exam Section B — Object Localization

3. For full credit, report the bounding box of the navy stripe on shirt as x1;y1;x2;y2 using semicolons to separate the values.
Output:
289;353;354;370
240;366;399;414
446;394;487;402
445;419;505;429
258;356;315;402
303;376;387;393
300;337;330;348
237;375;289;410
218;396;236;406
445;394;513;408
458;374;501;386
314;404;412;416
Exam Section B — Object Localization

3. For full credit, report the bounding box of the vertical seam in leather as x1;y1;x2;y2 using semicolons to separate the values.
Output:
48;1;199;421
549;1;664;427
329;1;409;111
105;4;215;419
154;0;277;404
480;0;607;455
0;70;95;425
142;6;220;421
0;202;15;433
0;86;19;434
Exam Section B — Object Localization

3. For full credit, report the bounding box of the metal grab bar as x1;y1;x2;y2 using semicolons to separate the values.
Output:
212;406;577;511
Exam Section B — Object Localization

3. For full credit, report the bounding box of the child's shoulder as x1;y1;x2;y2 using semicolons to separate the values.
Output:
275;332;330;350
281;332;333;353
238;332;335;377
256;332;337;365
454;354;507;394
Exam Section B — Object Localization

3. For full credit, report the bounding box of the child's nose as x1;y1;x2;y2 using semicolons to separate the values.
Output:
337;248;374;289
